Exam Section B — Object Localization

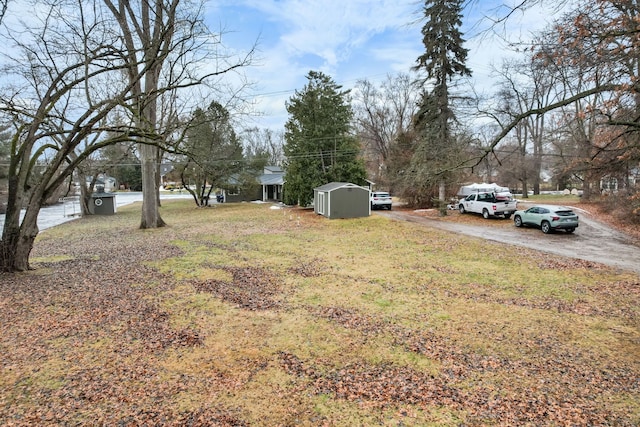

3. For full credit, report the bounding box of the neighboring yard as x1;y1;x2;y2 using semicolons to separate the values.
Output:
1;200;638;426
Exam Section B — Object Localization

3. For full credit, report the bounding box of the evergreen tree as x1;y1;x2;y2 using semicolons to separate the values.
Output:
183;101;244;206
283;71;366;206
405;0;471;207
100;141;141;191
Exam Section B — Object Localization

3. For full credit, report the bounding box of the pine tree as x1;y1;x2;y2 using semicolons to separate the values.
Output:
183;101;244;206
283;71;366;206
405;0;471;207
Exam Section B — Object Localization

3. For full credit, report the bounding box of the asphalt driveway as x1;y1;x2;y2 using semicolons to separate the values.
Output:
377;209;640;275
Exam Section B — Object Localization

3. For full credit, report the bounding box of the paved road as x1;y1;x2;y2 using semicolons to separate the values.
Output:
377;209;640;275
0;191;193;231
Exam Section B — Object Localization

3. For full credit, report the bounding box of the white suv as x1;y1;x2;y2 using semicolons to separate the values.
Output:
370;191;392;210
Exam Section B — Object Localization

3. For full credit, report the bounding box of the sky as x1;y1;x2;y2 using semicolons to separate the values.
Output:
205;0;571;132
0;0;569;133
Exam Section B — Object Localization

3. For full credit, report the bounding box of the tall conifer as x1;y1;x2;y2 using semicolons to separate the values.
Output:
406;0;471;206
283;71;366;206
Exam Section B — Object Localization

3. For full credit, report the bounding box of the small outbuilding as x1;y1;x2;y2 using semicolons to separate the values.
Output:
313;182;370;219
88;189;116;215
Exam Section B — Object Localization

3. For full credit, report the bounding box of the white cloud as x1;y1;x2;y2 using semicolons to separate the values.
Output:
205;0;575;131
224;0;419;68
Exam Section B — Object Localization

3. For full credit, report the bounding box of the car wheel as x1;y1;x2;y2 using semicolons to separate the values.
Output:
541;221;551;234
514;215;522;227
566;228;575;233
482;209;490;219
387;205;392;210
503;213;512;219
459;205;465;214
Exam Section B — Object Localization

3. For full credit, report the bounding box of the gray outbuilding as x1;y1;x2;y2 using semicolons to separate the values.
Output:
313;182;370;219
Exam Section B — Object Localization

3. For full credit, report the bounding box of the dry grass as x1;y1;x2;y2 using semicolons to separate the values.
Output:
1;200;638;426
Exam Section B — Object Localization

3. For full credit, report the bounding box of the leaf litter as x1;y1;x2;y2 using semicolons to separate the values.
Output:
1;203;638;425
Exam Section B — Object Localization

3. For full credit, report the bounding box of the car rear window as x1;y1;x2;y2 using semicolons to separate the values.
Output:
373;192;389;197
555;210;575;216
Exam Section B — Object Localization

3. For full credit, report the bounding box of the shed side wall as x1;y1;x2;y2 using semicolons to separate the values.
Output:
329;187;369;219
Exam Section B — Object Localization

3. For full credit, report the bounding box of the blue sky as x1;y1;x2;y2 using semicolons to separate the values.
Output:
0;0;567;133
206;0;569;132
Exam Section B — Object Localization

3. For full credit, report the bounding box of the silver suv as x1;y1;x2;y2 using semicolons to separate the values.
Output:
370;191;392;210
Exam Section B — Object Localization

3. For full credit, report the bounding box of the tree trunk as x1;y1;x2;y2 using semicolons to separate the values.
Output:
1;188;41;272
1;228;37;272
155;147;162;208
521;179;529;199
79;180;91;216
105;0;173;230
138;52;165;228
532;116;544;195
139;142;165;228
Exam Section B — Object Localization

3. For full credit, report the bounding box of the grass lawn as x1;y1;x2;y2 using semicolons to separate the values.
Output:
1;200;638;426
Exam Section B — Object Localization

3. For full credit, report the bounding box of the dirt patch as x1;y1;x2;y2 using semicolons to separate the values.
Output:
193;266;283;310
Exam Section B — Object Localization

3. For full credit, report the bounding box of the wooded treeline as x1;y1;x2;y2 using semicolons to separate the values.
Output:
355;0;639;216
0;0;255;271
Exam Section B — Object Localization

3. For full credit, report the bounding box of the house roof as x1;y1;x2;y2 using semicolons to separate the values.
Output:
314;182;367;192
258;172;284;186
222;167;285;187
264;166;284;174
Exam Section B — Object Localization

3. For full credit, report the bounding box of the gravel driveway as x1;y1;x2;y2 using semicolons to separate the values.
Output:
377;208;640;275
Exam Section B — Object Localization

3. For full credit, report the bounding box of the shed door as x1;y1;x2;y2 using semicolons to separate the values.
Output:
317;192;326;215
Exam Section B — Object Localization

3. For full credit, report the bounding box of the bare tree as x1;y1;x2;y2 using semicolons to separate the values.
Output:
0;0;254;271
104;0;181;229
0;0;7;26
353;73;418;189
486;54;559;196
104;0;254;228
482;0;640;156
240;127;285;167
0;1;148;271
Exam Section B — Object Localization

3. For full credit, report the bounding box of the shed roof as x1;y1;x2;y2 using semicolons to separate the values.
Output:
314;182;366;192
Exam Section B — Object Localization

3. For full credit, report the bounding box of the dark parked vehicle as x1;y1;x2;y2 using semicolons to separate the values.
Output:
513;205;579;234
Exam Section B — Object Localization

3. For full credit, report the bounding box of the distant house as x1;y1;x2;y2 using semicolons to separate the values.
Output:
86;174;117;192
160;163;174;187
221;166;285;203
313;182;370;219
220;174;253;203
600;168;639;193
258;166;285;202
